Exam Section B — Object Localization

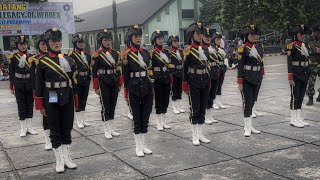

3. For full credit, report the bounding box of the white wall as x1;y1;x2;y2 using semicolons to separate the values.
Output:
181;0;194;9
146;0;180;44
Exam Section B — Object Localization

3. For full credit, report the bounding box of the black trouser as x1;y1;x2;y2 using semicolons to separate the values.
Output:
242;80;259;118
172;75;182;101
99;81;119;121
76;84;90;112
45;100;74;149
154;80;170;114
188;83;209;124
207;79;218;109
128;90;153;134
43;116;49;130
290;77;308;110
217;72;225;95
253;82;262;102
14;87;33;120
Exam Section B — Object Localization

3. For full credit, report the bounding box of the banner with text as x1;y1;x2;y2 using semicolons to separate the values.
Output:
0;2;75;35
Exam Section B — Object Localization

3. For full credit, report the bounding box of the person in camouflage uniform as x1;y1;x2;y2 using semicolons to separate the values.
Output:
306;24;320;105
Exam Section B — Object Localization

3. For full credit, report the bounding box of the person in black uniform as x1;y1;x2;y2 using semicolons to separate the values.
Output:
150;30;172;130
182;22;210;145
287;25;311;128
122;25;153;157
212;32;227;109
68;34;91;129
167;35;185;114
91;29;123;139
237;24;264;137
29;33;52;150
9;35;38;137
202;28;219;124
34;28;78;173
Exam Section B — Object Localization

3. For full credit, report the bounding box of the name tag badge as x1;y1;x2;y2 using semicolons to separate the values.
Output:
49;91;58;103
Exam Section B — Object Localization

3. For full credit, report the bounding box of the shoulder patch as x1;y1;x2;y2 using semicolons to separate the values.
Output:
8;54;14;59
67;51;73;56
121;48;131;60
92;50;101;58
238;45;244;53
287;42;294;50
123;59;128;65
184;45;192;57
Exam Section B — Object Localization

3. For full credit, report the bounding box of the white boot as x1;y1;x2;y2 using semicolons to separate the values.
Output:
127;109;133;120
209;108;218;123
252;104;263;117
141;134;152;154
205;109;213;124
191;124;200;146
216;95;226;109
76;112;84;129
61;145;77;169
44;130;52;150
26;118;38;135
244;117;251;137
297;109;310;126
213;99;220;110
249;116;261;134
177;99;185;113
53;147;64;173
290;110;304;128
156;114;163;131
162;114;171;129
172;101;180;114
103;121;112;139
20;120;27;137
198;124;210;143
109;120;120;137
134;134;144;157
81;111;91;127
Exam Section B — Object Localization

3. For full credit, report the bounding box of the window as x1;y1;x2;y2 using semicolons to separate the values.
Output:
182;9;194;19
119;34;122;45
165;7;170;15
90;36;93;46
161;31;169;43
157;14;161;22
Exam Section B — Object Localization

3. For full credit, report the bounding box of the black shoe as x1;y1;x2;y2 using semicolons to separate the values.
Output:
316;94;320;102
306;97;313;106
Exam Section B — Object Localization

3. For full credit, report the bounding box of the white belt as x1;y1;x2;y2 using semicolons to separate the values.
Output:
154;67;168;72
98;69;116;75
78;71;89;76
130;71;147;78
209;62;218;66
219;62;224;65
45;81;68;88
171;64;183;69
244;65;261;71
15;73;30;79
292;61;309;67
188;67;207;75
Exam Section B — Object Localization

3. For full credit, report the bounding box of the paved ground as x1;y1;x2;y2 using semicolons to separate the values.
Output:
0;55;320;180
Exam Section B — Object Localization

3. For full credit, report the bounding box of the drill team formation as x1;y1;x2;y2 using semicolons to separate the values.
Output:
7;22;320;173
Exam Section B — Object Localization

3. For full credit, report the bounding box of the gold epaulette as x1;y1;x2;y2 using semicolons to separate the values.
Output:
116;51;120;55
8;54;13;59
238;44;245;53
148;70;153;76
67;51;73;56
121;48;131;60
287;42;294;50
92;50;101;58
183;45;192;59
149;49;155;58
28;55;37;63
